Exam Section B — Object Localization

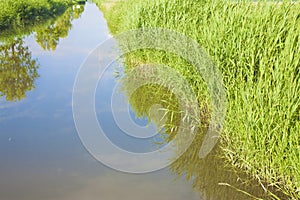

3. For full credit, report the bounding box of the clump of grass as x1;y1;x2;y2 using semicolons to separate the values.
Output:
100;0;300;199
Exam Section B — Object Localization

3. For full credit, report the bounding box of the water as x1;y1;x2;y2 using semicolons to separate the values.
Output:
0;2;287;200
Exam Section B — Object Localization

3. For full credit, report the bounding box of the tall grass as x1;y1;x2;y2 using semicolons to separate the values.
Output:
119;62;290;199
100;0;300;199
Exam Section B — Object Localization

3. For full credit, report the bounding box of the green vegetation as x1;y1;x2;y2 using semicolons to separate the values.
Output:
120;76;289;199
0;0;72;32
99;0;300;199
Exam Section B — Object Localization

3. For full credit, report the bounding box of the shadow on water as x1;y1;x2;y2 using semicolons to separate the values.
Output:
0;4;85;102
118;61;289;200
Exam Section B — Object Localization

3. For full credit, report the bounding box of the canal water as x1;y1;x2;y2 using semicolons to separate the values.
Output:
0;2;286;200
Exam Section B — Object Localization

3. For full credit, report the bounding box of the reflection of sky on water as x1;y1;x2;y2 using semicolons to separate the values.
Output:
0;3;199;200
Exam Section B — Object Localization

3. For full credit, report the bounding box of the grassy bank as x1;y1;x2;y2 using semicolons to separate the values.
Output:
99;0;300;199
0;0;73;31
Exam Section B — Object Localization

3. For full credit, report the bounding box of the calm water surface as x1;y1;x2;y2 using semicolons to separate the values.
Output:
0;3;200;200
0;2;286;200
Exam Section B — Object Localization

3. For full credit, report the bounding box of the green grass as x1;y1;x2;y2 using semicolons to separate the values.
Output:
0;0;73;32
99;0;300;199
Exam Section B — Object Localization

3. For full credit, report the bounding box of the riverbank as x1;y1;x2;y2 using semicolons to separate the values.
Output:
99;0;300;199
0;0;73;32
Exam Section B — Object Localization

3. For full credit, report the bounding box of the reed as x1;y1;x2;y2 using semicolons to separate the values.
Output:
100;0;299;199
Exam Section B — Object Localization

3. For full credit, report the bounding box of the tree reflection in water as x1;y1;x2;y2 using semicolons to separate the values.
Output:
0;4;85;102
35;5;85;51
0;39;39;101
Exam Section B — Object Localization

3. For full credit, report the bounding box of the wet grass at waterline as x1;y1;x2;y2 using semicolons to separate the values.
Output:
99;0;300;199
0;0;74;32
